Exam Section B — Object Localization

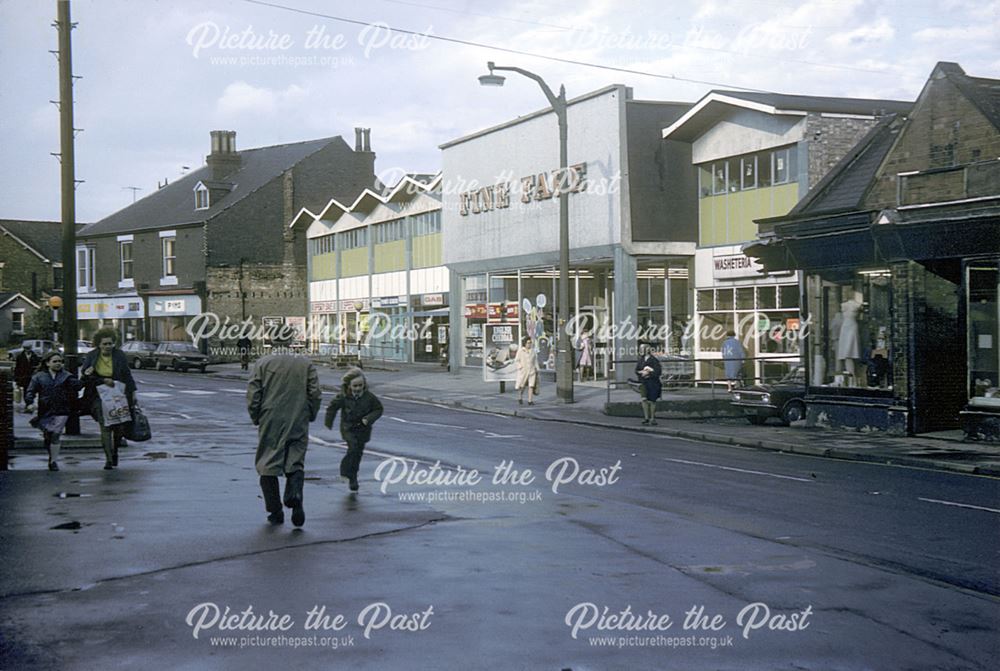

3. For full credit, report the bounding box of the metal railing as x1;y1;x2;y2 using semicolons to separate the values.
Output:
607;355;800;404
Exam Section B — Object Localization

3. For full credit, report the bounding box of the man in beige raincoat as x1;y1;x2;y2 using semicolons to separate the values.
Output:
247;331;322;527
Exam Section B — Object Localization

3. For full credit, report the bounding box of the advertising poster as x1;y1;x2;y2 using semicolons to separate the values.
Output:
482;323;518;382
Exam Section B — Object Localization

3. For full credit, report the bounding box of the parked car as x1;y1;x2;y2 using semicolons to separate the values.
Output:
153;342;210;373
121;341;160;369
76;339;94;354
7;339;58;360
731;366;807;426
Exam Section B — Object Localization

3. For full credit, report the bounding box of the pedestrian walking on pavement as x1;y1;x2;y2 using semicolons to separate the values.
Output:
325;367;383;493
635;345;662;425
721;330;747;392
515;337;540;405
14;342;40;411
81;327;137;470
247;332;322;526
25;351;83;471
237;336;253;371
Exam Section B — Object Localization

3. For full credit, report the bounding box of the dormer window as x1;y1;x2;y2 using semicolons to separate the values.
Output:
194;183;210;210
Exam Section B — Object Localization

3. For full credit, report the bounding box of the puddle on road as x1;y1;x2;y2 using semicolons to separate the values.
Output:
174;454;200;459
50;521;83;530
144;452;171;459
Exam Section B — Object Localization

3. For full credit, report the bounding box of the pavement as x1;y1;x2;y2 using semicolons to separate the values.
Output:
10;360;1000;477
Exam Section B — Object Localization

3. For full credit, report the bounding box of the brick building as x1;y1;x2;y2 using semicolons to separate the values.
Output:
76;130;376;346
0;219;75;303
659;91;911;384
0;219;84;344
751;62;1000;435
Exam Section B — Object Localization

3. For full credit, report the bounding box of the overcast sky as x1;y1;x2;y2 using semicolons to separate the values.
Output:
1;0;997;224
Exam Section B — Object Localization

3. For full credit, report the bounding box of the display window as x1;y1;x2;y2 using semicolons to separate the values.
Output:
694;281;800;384
807;270;893;390
968;262;999;402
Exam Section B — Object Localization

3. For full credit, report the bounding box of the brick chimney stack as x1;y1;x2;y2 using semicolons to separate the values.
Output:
206;130;241;180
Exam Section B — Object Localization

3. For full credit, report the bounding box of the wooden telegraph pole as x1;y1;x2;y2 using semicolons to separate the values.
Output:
56;0;81;433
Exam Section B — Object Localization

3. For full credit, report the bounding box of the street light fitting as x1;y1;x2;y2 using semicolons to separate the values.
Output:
478;62;505;87
474;60;574;404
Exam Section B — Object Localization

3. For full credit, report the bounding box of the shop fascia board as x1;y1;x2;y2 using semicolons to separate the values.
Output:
445;244;618;276
624;241;697;257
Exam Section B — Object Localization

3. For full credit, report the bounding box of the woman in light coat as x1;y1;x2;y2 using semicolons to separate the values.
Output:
515;337;540;405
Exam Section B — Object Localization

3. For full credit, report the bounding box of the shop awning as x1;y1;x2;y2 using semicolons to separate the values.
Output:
746;200;1000;272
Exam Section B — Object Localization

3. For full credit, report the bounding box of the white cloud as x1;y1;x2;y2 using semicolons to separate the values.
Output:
913;24;999;42
214;82;307;118
828;17;895;48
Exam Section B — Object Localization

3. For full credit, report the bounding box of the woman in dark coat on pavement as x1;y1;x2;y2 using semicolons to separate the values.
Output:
80;327;137;470
635;345;662;425
325;367;383;492
25;351;84;471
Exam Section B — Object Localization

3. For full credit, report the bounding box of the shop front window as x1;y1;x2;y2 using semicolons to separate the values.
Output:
808;270;893;390
463;274;487;367
968;263;999;400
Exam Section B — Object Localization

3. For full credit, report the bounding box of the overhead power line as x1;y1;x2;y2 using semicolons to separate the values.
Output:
239;0;771;92
377;0;893;76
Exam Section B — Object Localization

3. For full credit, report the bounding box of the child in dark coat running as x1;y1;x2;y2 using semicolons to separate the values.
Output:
25;351;83;471
325;367;383;492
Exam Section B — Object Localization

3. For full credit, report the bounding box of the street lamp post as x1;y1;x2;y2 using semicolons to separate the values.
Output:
479;61;574;403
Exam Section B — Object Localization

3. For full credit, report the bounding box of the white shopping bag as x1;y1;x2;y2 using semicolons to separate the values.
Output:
97;381;131;426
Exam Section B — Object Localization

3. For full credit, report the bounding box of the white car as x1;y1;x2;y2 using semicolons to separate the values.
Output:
7;339;58;360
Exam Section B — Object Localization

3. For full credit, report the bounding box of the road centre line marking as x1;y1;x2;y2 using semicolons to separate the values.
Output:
388;416;466;429
918;497;1000;515
660;457;814;482
178;390;217;395
137;392;172;399
222;388;246;394
309;435;446;468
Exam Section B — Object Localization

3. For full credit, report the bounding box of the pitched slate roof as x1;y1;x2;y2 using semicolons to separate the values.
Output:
0;219;85;262
662;90;912;141
784;115;904;217
0;291;41;310
80;136;349;237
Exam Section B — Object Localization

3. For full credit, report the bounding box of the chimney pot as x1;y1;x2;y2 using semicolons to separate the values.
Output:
363;128;371;152
355;127;363;152
210;130;223;154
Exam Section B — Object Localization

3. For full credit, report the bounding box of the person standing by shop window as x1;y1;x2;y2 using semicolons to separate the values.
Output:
722;330;747;392
81;327;137;470
635;345;662;425
515;337;540;405
577;329;595;381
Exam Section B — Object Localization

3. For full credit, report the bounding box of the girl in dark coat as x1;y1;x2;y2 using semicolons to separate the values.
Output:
80;327;137;470
325;367;383;492
25;351;84;471
635;345;662;426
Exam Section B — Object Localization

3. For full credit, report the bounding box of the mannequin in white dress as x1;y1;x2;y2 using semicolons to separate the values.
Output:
837;298;862;375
